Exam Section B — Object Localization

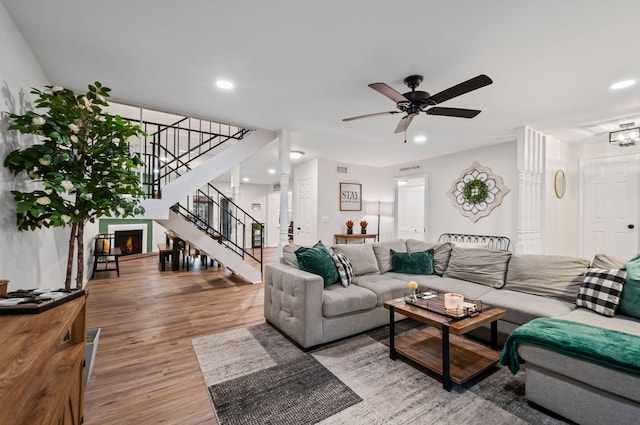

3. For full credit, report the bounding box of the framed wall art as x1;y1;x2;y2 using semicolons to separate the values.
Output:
340;183;362;211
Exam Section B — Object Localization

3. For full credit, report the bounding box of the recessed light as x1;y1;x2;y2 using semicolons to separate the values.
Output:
216;80;234;90
242;177;250;182
414;135;427;143
290;151;305;160
610;80;635;90
268;169;276;174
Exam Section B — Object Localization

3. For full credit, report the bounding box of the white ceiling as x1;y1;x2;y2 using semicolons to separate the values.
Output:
4;0;640;184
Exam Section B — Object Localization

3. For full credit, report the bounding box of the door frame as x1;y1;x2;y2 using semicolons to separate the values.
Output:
394;174;428;239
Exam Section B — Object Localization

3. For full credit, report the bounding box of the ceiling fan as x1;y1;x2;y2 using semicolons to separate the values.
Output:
343;74;493;134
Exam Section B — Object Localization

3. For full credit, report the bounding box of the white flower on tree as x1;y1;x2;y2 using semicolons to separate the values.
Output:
60;180;74;192
35;196;51;205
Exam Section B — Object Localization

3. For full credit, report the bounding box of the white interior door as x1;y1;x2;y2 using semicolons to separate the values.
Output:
582;155;639;259
397;177;426;241
296;178;313;245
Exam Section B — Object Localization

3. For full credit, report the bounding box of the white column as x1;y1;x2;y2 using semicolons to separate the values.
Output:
230;164;240;244
277;130;291;258
516;126;545;254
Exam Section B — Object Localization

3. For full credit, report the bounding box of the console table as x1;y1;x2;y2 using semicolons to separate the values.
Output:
0;294;86;424
334;233;377;244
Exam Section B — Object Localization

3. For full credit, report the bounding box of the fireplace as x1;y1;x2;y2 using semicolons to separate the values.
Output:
107;223;148;254
114;230;143;256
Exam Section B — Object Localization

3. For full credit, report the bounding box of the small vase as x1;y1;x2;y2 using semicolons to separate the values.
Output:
361;228;367;234
347;228;353;234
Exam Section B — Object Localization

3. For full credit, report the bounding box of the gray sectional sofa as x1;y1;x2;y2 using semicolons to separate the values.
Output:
263;238;640;425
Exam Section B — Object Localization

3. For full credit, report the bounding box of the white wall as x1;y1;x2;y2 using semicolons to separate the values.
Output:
316;159;396;244
577;133;640;160
388;141;519;244
545;137;579;255
0;4;72;290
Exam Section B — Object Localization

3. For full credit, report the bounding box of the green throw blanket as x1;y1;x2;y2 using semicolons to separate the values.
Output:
500;317;640;376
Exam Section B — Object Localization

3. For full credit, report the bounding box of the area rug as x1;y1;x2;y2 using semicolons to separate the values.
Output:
192;322;569;425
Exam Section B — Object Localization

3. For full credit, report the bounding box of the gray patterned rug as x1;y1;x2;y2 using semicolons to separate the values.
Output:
192;322;570;425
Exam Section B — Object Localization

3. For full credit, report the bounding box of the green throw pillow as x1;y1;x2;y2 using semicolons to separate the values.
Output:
295;241;339;287
620;254;640;319
391;249;435;275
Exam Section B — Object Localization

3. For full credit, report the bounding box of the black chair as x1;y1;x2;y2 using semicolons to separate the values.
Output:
92;234;122;277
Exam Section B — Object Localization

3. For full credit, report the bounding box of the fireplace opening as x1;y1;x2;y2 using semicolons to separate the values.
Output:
114;230;143;255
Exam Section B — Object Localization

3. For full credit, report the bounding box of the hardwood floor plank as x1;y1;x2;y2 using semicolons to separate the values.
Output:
83;249;275;425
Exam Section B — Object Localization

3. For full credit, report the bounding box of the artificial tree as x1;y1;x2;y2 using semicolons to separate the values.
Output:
4;82;146;288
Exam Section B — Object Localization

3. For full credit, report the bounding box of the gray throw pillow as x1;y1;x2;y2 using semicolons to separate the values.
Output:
591;253;627;269
331;244;380;276
282;243;302;268
506;254;590;302
444;247;511;288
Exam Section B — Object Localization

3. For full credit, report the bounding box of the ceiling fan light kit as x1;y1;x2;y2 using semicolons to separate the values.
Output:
343;73;493;134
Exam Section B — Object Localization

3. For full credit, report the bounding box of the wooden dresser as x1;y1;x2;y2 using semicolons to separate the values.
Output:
0;295;86;425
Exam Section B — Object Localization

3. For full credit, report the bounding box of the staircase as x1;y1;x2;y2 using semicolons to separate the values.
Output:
134;115;275;283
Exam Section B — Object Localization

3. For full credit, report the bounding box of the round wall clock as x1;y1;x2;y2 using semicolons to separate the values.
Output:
554;169;566;199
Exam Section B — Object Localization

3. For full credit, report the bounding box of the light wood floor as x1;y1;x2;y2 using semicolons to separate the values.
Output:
84;249;276;425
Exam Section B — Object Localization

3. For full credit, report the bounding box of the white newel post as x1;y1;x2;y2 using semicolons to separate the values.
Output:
516;126;545;254
278;130;291;258
230;164;240;245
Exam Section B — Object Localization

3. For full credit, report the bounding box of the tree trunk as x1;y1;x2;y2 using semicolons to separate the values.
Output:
75;222;86;289
65;222;78;289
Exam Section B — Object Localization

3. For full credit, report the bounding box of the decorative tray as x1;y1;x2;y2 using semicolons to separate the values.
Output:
404;290;484;319
0;288;85;315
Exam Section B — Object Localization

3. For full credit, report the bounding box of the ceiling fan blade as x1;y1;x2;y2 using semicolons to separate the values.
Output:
428;74;493;105
425;107;481;118
369;82;409;103
394;115;415;133
342;111;399;122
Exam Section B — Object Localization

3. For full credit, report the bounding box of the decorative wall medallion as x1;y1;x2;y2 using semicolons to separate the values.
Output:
447;161;510;222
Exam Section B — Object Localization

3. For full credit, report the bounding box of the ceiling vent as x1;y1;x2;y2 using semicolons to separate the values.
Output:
337;166;348;174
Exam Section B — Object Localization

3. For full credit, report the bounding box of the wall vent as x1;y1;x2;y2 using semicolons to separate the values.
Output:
337;166;348;174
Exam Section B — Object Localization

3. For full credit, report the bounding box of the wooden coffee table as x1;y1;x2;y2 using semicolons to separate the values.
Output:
384;296;506;391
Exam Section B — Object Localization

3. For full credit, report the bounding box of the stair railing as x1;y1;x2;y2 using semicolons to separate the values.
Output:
171;194;263;266
135;117;251;198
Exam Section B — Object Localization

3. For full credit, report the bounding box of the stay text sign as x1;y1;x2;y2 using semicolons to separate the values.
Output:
340;183;361;211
